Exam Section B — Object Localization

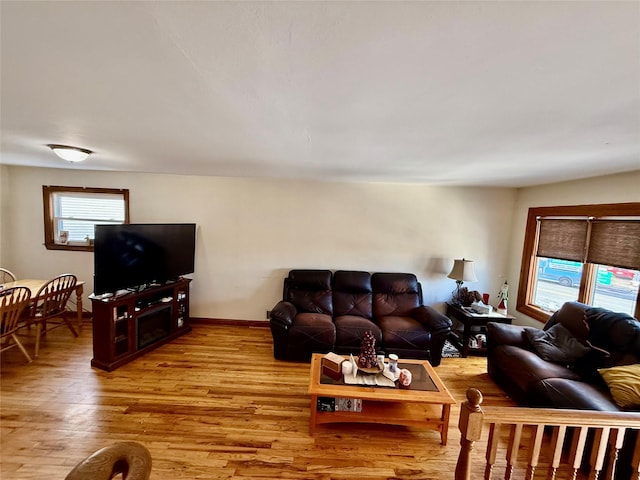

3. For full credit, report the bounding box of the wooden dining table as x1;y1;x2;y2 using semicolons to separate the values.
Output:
0;279;85;332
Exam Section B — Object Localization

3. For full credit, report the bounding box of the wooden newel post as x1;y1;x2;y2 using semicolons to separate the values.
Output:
455;388;485;480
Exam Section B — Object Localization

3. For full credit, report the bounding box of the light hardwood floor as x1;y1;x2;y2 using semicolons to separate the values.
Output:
1;321;515;479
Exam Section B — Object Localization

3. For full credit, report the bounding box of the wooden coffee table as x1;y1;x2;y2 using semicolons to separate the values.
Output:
307;354;456;445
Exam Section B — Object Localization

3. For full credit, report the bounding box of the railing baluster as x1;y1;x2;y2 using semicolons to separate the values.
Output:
632;432;640;480
505;423;523;480
604;427;625;480
570;426;589;480
525;424;544;480
548;425;567;480
485;423;499;480
588;428;611;480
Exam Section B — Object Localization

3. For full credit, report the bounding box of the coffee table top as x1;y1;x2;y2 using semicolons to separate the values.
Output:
308;354;456;405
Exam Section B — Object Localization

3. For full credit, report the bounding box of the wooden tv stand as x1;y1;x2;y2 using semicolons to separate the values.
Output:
90;278;191;371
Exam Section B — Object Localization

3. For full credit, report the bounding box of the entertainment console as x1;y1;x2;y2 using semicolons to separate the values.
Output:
90;278;192;371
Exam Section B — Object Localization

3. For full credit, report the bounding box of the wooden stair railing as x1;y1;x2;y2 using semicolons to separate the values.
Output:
456;388;640;480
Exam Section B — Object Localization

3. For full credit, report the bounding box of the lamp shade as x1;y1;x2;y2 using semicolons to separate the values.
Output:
447;258;478;282
47;144;92;163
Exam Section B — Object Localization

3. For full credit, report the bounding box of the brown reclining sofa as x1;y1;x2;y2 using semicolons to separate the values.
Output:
487;301;640;411
269;269;452;365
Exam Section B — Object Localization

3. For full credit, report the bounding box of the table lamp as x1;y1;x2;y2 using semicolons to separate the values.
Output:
447;258;478;305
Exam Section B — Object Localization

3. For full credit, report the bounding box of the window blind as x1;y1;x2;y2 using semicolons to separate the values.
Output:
586;220;640;270
56;193;125;221
53;191;125;242
536;219;589;262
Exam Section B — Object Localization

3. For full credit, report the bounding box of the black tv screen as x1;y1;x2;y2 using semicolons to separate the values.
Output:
94;223;196;295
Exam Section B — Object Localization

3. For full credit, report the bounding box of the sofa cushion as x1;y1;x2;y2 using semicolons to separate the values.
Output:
491;344;583;394
585;307;640;355
287;270;334;315
333;270;371;293
530;377;620;411
335;315;382;349
372;273;421;317
289;290;333;315
487;322;531;350
378;315;431;351
288;312;336;349
525;323;591;364
333;270;372;318
598;363;640;409
571;349;614;385
288;270;333;290
545;301;589;341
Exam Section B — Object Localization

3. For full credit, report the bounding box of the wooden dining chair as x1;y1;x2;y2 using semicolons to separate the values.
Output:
28;273;79;357
0;267;17;284
0;286;33;363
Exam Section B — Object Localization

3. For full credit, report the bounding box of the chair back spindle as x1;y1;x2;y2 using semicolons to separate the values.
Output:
28;274;79;356
0;267;17;284
36;275;76;315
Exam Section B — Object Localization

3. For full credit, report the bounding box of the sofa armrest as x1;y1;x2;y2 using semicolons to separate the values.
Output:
412;306;452;334
269;301;297;328
411;306;451;367
486;322;531;349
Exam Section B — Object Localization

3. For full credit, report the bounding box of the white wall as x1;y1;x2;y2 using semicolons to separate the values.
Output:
0;165;9;264
2;166;516;320
508;170;640;327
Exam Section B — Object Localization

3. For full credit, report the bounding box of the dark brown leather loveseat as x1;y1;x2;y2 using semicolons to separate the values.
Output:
269;269;452;365
487;301;640;411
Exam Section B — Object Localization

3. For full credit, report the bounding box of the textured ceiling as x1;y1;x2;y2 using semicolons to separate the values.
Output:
1;1;639;187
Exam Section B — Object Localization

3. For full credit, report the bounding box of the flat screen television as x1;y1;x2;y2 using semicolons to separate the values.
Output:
94;223;196;295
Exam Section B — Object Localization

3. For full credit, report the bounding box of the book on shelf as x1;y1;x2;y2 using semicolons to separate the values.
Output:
317;397;335;412
335;397;362;412
316;397;362;413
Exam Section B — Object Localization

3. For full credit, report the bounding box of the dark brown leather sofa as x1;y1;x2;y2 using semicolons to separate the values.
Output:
487;302;640;479
487;301;640;411
269;269;452;364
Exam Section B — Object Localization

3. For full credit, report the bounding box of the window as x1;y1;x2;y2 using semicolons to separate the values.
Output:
43;186;130;251
517;203;640;322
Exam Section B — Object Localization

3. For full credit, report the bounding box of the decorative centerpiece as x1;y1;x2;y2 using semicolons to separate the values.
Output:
357;330;382;373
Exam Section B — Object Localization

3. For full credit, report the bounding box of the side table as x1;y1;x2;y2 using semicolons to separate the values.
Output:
446;303;514;357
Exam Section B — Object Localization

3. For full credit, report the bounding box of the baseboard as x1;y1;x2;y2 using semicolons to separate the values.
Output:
66;313;269;328
189;317;269;328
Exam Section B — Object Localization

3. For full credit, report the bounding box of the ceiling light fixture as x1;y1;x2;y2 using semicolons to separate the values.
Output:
47;144;93;163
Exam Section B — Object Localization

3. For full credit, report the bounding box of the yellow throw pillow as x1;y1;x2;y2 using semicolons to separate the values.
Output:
598;364;640;409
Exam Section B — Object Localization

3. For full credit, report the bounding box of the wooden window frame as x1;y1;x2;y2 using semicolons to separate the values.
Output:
517;202;640;323
43;186;130;252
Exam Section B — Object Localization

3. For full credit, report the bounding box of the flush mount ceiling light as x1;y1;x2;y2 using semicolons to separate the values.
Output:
47;144;93;163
